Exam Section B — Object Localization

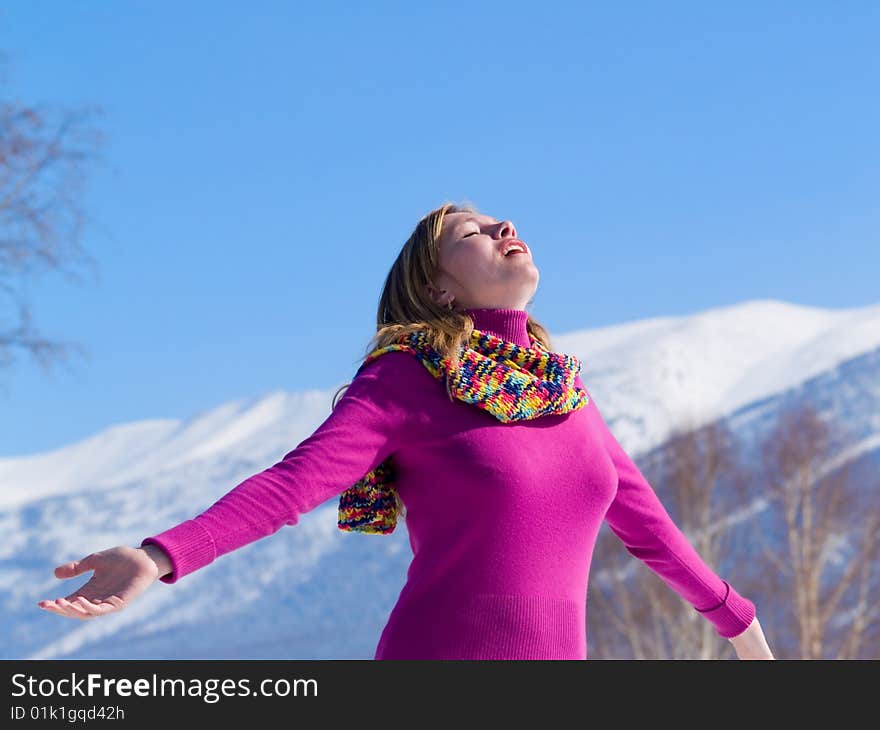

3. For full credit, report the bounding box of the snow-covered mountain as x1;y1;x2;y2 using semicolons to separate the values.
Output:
3;298;879;659
553;298;880;452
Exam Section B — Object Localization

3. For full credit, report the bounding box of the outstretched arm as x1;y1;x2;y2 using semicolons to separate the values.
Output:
579;375;772;656
39;352;428;620
141;352;426;584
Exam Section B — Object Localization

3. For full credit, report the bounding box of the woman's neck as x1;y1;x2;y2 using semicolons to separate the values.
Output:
464;307;531;348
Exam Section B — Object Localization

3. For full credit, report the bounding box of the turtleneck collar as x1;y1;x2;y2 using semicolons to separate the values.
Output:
464;307;531;348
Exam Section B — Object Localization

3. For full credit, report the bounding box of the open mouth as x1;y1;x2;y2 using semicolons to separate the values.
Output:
502;241;529;257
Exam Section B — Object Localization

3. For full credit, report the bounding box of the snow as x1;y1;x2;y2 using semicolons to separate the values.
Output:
553;298;880;451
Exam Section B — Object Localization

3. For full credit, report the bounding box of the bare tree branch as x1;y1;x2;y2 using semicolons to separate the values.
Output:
0;60;107;379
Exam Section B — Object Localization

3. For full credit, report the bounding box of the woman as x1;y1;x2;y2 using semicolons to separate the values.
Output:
38;202;774;660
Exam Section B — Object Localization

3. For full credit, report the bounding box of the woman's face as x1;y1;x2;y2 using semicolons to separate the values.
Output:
428;212;539;311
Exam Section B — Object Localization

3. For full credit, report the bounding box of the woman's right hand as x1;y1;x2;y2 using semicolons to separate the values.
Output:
37;544;172;620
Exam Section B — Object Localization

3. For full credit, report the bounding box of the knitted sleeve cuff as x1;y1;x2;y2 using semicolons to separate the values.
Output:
140;519;217;584
694;580;756;639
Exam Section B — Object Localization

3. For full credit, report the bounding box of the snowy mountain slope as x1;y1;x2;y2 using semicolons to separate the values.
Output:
553;298;880;452
0;389;330;511
3;298;879;659
726;341;880;476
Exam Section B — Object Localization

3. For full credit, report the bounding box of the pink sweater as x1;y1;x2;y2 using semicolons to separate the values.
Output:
141;307;755;659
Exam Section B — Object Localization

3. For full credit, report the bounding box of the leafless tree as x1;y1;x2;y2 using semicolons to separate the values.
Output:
758;401;879;659
0;52;107;386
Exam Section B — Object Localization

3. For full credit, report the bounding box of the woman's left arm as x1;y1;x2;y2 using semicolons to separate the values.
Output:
579;376;768;653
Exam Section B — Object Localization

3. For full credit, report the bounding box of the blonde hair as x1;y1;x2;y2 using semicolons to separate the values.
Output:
330;200;555;520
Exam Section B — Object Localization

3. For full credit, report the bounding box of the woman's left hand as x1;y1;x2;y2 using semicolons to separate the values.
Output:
729;616;775;659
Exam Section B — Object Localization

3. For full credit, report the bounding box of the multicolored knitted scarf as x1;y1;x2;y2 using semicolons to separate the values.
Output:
337;327;590;534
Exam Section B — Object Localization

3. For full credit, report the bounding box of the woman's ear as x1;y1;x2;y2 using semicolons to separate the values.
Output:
427;285;454;308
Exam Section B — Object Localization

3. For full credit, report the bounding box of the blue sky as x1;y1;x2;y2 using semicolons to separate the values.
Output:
1;1;877;456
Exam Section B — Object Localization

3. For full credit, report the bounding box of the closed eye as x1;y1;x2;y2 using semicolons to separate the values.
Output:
463;231;479;238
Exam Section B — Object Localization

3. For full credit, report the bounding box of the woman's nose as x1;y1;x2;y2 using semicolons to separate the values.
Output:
496;220;517;238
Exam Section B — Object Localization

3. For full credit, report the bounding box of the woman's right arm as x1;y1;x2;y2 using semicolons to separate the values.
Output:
39;352;426;617
141;352;424;584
